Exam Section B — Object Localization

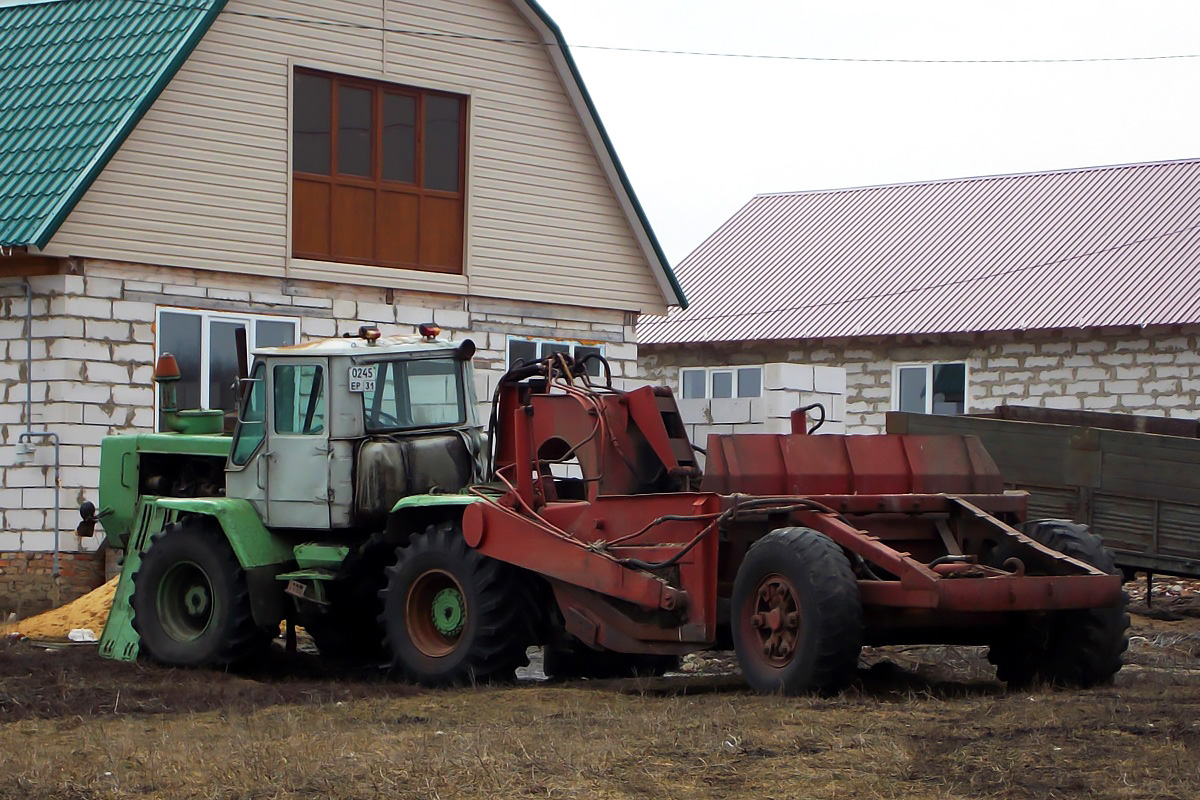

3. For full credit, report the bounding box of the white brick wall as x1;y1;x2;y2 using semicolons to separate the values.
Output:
1;259;639;555
664;362;847;467
641;325;1200;434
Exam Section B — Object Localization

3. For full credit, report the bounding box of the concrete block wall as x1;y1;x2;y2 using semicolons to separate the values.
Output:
639;324;1200;435
0;261;636;612
667;362;847;466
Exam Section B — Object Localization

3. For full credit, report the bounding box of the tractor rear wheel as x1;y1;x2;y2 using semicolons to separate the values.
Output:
731;527;862;695
380;521;532;686
131;517;269;667
987;520;1129;688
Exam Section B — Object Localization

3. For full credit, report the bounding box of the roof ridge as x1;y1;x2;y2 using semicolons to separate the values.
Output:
755;156;1200;200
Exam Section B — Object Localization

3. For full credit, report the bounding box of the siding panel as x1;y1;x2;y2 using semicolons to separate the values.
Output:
44;0;665;313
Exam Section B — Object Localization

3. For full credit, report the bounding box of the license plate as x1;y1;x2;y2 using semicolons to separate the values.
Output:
349;364;378;392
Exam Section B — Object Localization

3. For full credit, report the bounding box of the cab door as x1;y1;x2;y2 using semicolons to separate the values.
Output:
265;361;331;528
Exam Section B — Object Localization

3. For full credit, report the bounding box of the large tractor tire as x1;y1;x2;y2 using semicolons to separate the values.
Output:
380;521;533;686
987;519;1129;688
131;517;269;667
731;527;863;695
542;640;680;681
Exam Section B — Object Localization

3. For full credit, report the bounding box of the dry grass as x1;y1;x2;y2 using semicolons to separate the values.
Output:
2;610;1199;800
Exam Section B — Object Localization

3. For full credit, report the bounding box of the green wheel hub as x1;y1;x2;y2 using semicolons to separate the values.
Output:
431;587;465;636
405;568;469;658
156;561;218;643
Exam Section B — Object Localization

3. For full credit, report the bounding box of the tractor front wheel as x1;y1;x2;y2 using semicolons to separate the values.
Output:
380;521;532;686
731;527;863;695
131;518;268;667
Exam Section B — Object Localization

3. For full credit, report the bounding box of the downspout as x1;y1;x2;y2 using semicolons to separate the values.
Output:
19;279;61;579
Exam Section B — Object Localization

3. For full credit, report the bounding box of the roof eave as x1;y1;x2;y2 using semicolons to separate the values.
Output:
512;0;687;309
29;0;229;249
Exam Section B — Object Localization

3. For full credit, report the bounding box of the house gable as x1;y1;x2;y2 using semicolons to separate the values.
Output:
30;0;681;314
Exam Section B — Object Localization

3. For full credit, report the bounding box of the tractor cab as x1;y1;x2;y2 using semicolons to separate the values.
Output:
216;325;485;530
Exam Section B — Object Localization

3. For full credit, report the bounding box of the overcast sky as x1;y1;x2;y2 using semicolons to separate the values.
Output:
537;1;1200;265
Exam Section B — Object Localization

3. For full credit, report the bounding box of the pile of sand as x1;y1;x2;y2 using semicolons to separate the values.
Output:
2;577;118;640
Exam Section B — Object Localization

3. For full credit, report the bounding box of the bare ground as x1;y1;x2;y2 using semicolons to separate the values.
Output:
2;599;1199;800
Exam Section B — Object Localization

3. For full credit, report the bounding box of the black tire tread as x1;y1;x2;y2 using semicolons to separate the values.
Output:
379;521;532;686
987;519;1130;688
733;527;863;695
130;518;267;667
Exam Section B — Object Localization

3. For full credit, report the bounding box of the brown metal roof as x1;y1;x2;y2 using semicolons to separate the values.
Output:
638;158;1200;344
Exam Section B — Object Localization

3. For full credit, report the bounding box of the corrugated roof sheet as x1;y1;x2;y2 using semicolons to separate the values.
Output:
639;158;1200;344
0;0;225;248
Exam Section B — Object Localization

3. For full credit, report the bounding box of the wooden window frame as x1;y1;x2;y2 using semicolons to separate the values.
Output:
292;68;467;274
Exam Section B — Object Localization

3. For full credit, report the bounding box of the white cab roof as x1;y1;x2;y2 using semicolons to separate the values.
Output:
255;334;464;358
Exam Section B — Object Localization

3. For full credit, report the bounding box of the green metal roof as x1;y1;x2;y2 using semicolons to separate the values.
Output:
0;0;226;248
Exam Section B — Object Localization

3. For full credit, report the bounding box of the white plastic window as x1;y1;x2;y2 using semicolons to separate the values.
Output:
156;307;299;429
506;336;604;377
680;367;762;399
892;362;968;415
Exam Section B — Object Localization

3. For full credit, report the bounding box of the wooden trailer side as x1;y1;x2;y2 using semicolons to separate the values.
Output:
886;411;1200;579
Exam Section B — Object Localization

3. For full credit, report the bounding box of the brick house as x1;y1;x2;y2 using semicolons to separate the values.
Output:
0;0;684;615
638;159;1200;434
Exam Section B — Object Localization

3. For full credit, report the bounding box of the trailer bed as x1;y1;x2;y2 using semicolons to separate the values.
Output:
887;407;1200;579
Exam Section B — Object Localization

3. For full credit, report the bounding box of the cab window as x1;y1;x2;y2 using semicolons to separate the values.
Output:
362;356;464;432
231;362;266;465
273;364;325;435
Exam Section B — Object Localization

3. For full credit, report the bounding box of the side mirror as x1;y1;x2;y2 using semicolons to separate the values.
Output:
234;376;264;423
76;501;111;538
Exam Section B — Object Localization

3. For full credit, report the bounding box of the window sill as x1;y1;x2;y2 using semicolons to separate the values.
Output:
288;258;469;295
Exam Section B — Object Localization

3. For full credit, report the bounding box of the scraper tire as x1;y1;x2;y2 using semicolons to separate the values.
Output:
987;520;1129;688
732;527;862;695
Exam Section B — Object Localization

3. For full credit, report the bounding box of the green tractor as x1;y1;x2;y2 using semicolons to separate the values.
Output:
89;324;530;681
88;323;1127;694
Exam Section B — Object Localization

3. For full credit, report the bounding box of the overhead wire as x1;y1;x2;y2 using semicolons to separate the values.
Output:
119;0;1200;66
650;220;1200;327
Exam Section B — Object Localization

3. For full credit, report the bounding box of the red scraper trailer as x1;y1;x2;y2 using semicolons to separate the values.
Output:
463;357;1127;694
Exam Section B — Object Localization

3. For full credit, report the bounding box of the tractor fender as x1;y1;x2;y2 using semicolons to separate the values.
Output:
153;498;293;631
390;494;481;513
155;498;292;568
388;494;482;544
